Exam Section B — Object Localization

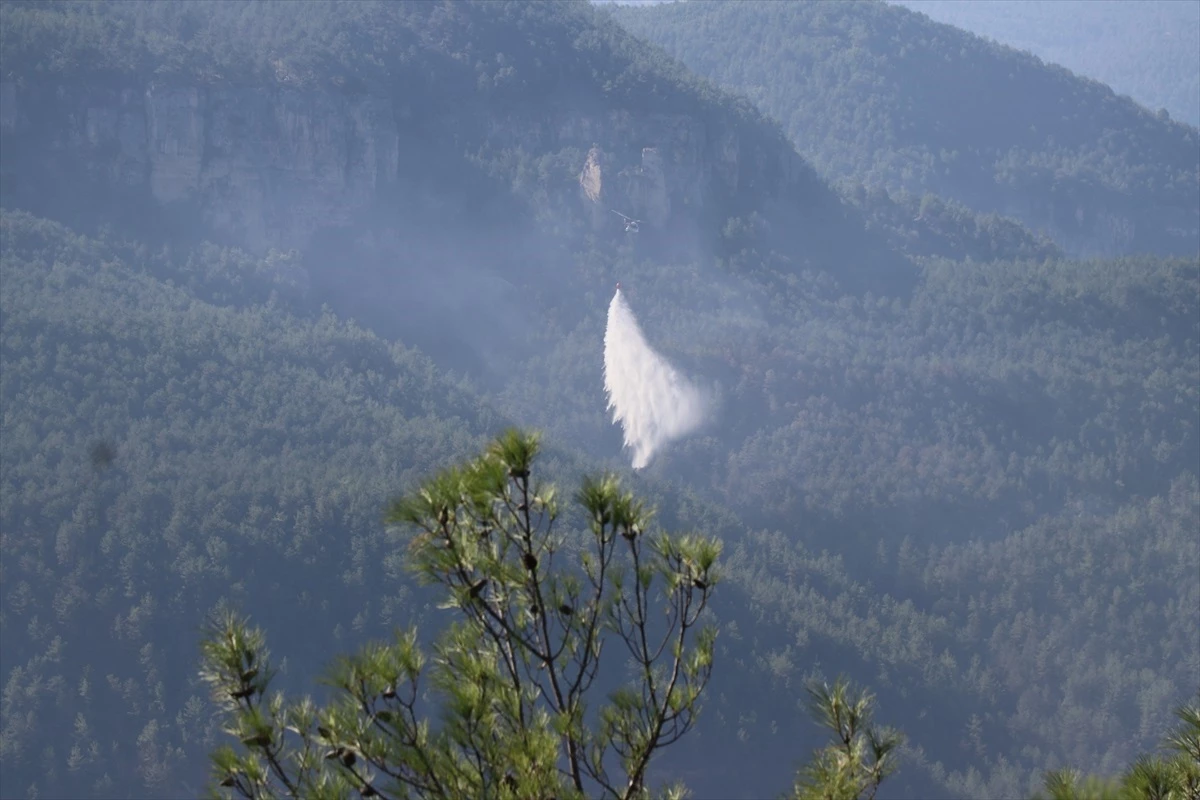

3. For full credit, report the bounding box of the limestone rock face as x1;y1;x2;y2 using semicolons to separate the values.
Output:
629;147;669;227
579;145;608;231
146;87;206;202
554;110;716;221
2;81;400;251
1;79;802;251
579;146;603;203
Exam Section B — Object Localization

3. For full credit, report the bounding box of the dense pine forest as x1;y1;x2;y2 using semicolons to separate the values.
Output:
1;2;1197;799
891;0;1200;129
608;0;1200;260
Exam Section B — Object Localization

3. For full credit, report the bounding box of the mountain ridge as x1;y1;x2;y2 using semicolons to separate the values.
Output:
608;0;1200;259
889;0;1200;128
0;0;814;252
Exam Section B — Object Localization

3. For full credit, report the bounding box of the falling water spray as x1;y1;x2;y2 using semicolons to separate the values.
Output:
603;286;708;469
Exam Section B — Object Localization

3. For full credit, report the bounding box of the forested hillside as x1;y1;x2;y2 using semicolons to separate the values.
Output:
892;0;1200;129
608;0;1200;259
494;237;1200;797
1;2;1198;800
0;0;1057;300
5;207;1195;799
0;210;504;797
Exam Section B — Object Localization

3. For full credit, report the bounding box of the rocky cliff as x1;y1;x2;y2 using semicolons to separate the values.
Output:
3;82;398;251
0;78;808;255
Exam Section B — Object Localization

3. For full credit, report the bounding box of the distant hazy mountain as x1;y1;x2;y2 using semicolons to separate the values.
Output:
891;0;1200;129
609;0;1200;259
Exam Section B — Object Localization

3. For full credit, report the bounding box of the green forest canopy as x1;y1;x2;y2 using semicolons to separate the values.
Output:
3;204;1196;798
891;0;1200;128
0;1;1197;798
608;0;1200;258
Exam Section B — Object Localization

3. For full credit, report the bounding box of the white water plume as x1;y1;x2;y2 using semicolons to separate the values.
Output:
604;288;707;469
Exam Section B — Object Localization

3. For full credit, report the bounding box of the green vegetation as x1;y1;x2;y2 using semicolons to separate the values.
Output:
1036;698;1200;800
0;0;764;125
0;209;498;797
0;1;1197;799
493;244;1200;796
893;0;1200;129
843;184;1062;264
201;430;724;800
196;433;914;800
788;678;903;800
0;0;1052;289
4;207;1195;798
608;0;1200;258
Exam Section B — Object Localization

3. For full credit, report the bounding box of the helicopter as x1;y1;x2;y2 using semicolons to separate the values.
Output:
611;210;642;233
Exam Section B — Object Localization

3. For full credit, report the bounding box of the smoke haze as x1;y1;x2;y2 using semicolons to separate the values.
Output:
604;287;708;469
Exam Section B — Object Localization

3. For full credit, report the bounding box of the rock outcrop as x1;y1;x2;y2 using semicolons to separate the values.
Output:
1;79;808;253
579;146;603;204
3;82;399;251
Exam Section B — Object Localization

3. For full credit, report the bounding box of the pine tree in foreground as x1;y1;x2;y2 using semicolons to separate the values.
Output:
1037;696;1200;800
787;677;904;800
200;429;722;800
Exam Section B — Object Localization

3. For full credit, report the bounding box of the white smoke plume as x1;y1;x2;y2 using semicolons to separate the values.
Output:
604;287;708;469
